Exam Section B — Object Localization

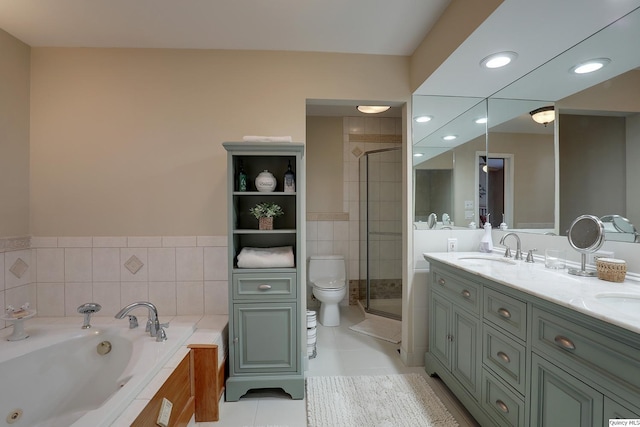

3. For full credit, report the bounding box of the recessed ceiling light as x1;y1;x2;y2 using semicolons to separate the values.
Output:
480;51;518;69
414;153;424;157
442;135;457;141
357;105;391;114
475;117;488;124
414;115;433;123
571;58;610;74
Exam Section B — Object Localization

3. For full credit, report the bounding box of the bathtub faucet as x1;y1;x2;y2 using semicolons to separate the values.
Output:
115;301;168;342
77;303;102;329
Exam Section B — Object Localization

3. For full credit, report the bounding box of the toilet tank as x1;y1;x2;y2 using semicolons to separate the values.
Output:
308;255;345;283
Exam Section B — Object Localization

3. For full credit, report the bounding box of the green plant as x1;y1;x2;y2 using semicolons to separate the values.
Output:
249;202;284;219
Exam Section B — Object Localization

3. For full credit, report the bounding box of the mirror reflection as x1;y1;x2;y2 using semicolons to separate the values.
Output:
412;6;640;243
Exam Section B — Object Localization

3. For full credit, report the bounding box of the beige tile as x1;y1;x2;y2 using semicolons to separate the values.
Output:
177;247;204;281
64;282;93;316
148;247;176;281
58;236;92;248
176;281;204;315
36;283;65;316
148;281;177;316
162;236;197;247
204;246;227;281
127;236;162;248
93;236;127;247
65;248;92;282
121;248;148;282
204;280;228;315
93;247;121;282
36;248;64;283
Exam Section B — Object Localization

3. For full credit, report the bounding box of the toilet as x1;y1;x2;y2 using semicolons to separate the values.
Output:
308;255;347;327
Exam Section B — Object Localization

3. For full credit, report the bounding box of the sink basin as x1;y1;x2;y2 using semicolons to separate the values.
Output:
594;293;640;316
457;255;516;265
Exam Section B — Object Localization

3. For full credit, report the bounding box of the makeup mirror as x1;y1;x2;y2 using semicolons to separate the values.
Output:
567;214;605;276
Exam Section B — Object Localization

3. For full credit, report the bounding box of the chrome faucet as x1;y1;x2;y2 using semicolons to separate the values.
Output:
115;301;168;341
77;302;101;329
499;232;523;260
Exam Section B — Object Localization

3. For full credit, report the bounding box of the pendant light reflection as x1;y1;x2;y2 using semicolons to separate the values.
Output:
530;106;555;127
357;105;391;114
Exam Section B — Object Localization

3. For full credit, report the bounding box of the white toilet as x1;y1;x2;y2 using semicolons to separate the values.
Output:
308;255;347;327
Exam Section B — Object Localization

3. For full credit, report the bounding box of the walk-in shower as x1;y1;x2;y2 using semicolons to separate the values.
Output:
359;147;402;320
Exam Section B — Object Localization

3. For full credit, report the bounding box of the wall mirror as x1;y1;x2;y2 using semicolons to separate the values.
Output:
412;96;486;228
413;6;640;243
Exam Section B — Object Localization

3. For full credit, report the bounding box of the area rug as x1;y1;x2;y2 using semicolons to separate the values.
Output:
349;316;402;344
306;373;459;427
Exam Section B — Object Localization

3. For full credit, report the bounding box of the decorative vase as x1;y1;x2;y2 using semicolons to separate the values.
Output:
255;170;276;192
259;217;274;230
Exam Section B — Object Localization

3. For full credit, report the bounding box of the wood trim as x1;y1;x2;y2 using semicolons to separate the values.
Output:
188;344;224;422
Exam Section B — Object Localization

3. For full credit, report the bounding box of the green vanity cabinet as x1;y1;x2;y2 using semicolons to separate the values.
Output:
223;142;305;402
425;257;640;427
427;269;482;409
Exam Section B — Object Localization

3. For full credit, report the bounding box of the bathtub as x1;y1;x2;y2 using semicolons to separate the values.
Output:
0;321;194;427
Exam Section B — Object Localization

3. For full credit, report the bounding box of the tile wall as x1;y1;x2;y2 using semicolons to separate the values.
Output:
306;116;402;306
1;235;228;330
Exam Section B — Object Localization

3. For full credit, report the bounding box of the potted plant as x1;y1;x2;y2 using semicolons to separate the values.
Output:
249;202;284;230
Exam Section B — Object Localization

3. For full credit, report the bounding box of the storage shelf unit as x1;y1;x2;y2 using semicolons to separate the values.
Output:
223;141;305;402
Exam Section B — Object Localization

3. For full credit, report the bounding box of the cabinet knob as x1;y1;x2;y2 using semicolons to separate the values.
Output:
497;308;512;319
495;399;510;413
497;351;511;364
461;289;471;299
258;284;272;291
438;278;446;286
554;335;576;351
447;334;454;342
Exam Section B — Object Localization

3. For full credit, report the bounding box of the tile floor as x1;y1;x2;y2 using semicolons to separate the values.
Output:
198;305;479;427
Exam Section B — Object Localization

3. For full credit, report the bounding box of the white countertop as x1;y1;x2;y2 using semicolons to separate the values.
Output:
423;252;640;335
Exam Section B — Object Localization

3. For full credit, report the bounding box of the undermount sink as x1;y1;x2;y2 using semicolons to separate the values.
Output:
594;293;640;315
457;255;516;265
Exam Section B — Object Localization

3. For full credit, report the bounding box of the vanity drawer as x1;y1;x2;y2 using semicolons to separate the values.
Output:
532;306;640;393
484;288;527;340
233;273;297;300
483;324;526;395
432;269;481;314
481;369;525;427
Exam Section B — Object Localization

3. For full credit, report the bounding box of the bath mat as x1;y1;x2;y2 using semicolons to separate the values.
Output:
349;316;401;344
306;373;459;427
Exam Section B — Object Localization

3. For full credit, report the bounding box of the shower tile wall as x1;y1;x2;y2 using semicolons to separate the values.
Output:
0;235;228;330
306;116;402;306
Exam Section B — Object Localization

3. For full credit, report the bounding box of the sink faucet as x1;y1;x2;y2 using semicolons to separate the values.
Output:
499;232;523;260
115;301;167;341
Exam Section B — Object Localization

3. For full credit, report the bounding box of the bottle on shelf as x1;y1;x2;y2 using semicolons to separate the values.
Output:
284;160;295;193
237;160;247;192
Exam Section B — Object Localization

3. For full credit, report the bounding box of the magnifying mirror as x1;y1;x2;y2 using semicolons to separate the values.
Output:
601;215;639;242
427;213;437;229
567;214;605;276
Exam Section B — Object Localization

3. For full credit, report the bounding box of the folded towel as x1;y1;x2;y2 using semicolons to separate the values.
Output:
242;135;293;143
237;246;295;268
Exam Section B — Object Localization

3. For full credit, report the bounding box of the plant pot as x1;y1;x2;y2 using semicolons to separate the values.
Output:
259;217;273;230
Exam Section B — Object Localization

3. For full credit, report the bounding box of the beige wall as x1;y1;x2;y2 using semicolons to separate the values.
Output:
306;116;344;213
29;48;409;236
410;0;502;92
0;29;30;237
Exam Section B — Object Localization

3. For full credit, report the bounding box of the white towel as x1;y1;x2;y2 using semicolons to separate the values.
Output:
237;246;294;268
242;135;292;143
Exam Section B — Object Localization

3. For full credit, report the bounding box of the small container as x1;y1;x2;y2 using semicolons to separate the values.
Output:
255;170;276;192
596;258;627;282
544;249;566;269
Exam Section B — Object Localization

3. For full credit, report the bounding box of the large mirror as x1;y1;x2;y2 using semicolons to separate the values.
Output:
413;6;640;242
412;96;486;229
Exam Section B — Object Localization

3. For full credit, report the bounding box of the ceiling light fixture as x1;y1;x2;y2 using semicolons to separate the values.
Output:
571;58;611;74
530;106;555;126
414;115;433;123
442;135;457;141
414;153;424;157
480;51;518;69
357;105;390;114
475;117;488;124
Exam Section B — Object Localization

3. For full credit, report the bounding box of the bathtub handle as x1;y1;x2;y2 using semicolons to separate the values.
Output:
128;315;138;329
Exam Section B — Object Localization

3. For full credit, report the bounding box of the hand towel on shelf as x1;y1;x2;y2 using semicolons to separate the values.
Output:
242;135;292;143
237;246;294;268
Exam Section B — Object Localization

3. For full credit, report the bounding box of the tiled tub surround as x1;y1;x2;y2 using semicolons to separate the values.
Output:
0;236;228;330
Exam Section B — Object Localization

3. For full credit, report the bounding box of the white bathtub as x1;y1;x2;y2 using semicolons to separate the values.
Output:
0;321;194;427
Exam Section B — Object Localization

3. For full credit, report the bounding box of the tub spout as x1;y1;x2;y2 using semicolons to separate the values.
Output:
78;303;102;329
115;301;167;340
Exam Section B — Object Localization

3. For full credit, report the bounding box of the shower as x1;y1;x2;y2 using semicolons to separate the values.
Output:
359;147;402;320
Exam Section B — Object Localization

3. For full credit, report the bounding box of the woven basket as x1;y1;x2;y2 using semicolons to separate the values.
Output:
258;217;273;230
596;258;627;282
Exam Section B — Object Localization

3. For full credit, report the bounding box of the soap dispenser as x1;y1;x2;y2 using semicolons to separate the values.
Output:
479;215;493;253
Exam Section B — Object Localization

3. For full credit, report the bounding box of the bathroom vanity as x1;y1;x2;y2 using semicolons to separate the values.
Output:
223;142;305;401
424;252;640;426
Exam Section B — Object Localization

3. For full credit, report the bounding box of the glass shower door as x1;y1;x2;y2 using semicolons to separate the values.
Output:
359;147;402;320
